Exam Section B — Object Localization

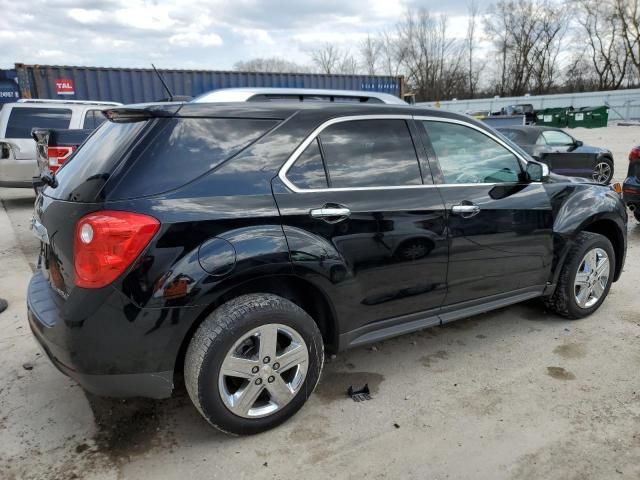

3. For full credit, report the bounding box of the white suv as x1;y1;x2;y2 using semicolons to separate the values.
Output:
0;99;120;188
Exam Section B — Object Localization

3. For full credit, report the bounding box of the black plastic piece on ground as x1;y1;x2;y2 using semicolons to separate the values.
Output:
0;298;7;314
347;384;371;402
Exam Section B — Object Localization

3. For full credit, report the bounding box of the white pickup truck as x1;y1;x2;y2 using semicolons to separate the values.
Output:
0;99;120;187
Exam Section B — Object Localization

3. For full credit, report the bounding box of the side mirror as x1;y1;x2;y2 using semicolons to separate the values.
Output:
526;160;549;182
575;140;583;147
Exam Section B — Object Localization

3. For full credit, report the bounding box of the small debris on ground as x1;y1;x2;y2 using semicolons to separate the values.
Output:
348;384;371;402
22;362;33;371
393;423;400;429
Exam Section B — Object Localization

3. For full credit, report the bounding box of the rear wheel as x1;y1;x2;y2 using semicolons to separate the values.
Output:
634;208;640;223
184;293;323;435
544;232;614;319
592;158;613;184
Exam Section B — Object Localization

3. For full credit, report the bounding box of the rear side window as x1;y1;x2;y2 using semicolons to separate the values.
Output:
287;138;328;189
107;117;277;198
318;119;422;188
6;107;72;138
82;110;106;130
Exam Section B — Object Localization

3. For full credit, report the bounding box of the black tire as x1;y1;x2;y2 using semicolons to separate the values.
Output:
592;157;614;184
544;231;615;319
634;208;640;223
184;293;323;435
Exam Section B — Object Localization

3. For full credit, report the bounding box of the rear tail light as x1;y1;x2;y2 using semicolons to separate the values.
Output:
74;211;160;289
629;147;640;163
47;146;75;173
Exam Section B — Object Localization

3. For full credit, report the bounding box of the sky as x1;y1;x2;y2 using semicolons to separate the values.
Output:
0;0;474;70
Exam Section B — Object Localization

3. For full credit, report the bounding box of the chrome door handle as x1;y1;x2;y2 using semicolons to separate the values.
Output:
451;204;480;217
310;207;351;218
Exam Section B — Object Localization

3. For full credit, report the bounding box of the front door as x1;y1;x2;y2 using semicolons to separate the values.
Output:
417;118;554;307
273;116;448;341
538;130;593;178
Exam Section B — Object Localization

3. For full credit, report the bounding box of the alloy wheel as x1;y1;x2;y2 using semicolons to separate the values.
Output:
592;162;612;184
218;323;309;418
574;247;610;309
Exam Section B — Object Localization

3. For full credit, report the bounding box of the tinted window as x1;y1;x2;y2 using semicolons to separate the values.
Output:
318;119;422;188
541;130;574;146
423;121;522;184
82;110;106;130
50;120;148;201
287;138;328;189
6;107;72;138
108;118;277;198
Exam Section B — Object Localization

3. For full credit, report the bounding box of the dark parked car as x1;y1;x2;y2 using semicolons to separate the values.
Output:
497;126;614;184
623;145;640;222
27;102;627;435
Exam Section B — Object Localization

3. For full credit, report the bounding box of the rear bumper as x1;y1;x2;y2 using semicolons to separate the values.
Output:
623;176;640;205
27;271;174;399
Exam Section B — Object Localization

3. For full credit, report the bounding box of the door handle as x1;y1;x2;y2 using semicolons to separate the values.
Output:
451;204;480;217
310;206;351;223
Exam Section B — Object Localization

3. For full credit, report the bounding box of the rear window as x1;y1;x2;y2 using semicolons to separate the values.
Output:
49;117;277;202
6;107;72;138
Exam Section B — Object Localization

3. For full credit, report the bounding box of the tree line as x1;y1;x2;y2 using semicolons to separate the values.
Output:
233;0;640;102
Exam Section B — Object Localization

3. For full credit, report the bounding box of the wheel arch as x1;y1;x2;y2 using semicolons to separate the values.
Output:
173;273;339;382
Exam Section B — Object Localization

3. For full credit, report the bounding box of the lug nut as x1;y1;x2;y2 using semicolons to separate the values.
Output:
263;356;271;364
273;362;280;370
268;376;275;383
255;378;263;385
251;366;259;374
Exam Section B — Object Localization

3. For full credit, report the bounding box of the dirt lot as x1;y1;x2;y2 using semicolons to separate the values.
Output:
0;125;639;480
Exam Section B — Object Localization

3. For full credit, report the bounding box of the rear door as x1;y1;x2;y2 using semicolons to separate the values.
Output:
273;115;448;342
417;117;554;309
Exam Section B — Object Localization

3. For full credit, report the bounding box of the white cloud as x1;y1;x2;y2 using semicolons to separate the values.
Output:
169;32;223;48
68;8;102;24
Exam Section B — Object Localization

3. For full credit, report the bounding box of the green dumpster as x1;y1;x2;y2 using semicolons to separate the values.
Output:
536;107;568;127
567;106;609;128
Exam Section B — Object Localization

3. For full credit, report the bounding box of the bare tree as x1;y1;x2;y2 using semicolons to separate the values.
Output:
395;9;466;100
310;44;342;74
614;0;640;77
233;57;309;73
339;51;359;75
379;31;406;77
359;34;382;75
575;0;629;90
465;0;482;97
484;0;570;95
529;1;567;93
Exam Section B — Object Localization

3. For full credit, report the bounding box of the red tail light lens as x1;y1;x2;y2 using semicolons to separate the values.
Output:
47;146;75;173
74;211;160;289
629;147;640;163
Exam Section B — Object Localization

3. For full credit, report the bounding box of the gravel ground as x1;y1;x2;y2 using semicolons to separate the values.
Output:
0;125;639;480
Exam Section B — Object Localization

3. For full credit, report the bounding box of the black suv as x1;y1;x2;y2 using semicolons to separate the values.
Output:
28;102;627;435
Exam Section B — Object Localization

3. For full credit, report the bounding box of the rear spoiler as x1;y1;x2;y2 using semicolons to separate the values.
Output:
103;103;183;122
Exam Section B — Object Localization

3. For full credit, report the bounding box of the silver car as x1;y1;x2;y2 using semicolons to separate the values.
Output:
0;99;120;188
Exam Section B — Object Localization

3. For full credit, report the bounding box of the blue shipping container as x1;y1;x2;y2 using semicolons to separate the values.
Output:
0;69;20;105
15;64;403;104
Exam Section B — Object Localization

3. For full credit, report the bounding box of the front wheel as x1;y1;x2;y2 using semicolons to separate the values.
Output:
184;294;324;435
592;158;613;184
544;232;615;319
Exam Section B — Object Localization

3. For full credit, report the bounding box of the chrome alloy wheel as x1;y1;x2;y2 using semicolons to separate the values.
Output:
592;162;612;184
574;247;610;309
218;323;309;418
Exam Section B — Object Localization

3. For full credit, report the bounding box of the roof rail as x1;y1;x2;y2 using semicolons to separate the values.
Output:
17;99;121;106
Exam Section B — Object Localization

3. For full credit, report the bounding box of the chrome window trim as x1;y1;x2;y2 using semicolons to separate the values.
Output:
277;114;531;193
